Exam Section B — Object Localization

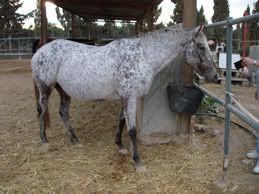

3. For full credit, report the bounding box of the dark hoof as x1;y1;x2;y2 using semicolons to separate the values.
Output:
135;162;147;172
40;138;49;144
118;147;129;155
40;143;50;152
70;137;80;145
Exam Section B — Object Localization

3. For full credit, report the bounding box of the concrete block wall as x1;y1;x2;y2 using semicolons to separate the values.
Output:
139;55;184;145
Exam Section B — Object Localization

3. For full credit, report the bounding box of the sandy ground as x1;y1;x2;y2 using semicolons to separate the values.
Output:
0;59;259;193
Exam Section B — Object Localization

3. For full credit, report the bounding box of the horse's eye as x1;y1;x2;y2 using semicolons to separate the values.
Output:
198;44;205;50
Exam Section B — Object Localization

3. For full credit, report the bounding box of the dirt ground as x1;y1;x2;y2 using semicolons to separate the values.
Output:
0;59;259;194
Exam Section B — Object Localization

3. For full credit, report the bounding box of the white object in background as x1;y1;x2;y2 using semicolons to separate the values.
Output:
218;53;241;69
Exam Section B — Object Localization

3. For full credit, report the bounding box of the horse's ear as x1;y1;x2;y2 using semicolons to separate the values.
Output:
194;25;204;38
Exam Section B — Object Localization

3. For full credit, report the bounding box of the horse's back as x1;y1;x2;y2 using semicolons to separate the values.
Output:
31;37;150;100
31;39;120;99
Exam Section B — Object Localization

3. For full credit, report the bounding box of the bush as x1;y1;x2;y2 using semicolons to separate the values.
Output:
197;96;218;114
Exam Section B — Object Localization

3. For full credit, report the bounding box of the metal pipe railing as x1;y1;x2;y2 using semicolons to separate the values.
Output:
206;13;259;28
200;13;259;173
194;83;259;131
194;83;225;106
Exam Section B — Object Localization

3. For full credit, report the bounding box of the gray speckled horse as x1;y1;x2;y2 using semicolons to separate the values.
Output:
31;25;217;172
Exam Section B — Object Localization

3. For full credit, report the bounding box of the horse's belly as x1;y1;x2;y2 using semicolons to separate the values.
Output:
58;78;119;100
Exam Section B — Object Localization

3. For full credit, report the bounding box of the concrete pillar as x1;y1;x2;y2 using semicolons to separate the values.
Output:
140;55;184;145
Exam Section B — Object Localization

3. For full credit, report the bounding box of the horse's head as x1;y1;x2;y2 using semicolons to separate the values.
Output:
184;26;218;82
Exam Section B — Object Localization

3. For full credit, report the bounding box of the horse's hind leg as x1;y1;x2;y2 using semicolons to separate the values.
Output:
37;81;52;144
115;105;128;154
123;97;146;172
55;84;79;144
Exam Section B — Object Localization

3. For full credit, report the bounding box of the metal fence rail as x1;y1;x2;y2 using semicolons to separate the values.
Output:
199;13;259;175
0;37;38;59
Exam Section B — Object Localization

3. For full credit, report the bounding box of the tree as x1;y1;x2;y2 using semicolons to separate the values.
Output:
196;6;207;25
117;21;135;37
34;0;41;36
0;0;33;37
233;24;242;53
167;21;174;27
103;20;115;36
56;7;72;37
170;2;208;25
211;0;230;41
48;23;65;37
142;6;162;31
155;22;165;29
154;7;162;23
249;0;259;42
170;0;184;24
75;17;97;39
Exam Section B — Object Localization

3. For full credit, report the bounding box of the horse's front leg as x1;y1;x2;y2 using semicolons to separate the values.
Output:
115;105;129;154
123;97;146;172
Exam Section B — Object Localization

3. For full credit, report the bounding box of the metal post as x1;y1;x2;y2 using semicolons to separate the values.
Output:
8;35;12;53
18;39;21;60
223;17;233;175
242;11;248;58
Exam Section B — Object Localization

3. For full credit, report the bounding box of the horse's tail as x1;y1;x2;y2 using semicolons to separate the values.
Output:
33;80;50;130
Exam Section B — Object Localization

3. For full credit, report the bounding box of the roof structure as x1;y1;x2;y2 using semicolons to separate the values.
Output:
40;0;162;44
48;0;162;21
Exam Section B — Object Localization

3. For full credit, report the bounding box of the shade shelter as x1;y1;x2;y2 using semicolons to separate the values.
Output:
40;0;162;44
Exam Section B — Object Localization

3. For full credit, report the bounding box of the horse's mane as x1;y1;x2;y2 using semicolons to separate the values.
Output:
140;23;195;43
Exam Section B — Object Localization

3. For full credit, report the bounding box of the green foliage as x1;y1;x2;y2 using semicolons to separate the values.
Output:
170;0;184;24
47;23;66;37
170;1;208;26
77;18;97;39
212;0;229;22
196;6;207;25
249;0;259;42
154;7;162;23
167;21;174;27
233;24;242;53
55;7;72;37
204;27;215;40
233;24;242;40
155;22;165;29
212;0;229;41
197;96;218;114
118;22;135;36
142;6;162;31
34;0;41;36
0;0;34;37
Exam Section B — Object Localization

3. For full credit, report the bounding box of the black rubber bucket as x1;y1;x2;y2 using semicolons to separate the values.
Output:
167;84;204;114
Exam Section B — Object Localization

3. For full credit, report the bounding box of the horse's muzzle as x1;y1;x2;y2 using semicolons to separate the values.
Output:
212;74;218;83
206;74;218;83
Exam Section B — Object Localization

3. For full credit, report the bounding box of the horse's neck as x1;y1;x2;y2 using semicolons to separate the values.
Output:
143;29;193;74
